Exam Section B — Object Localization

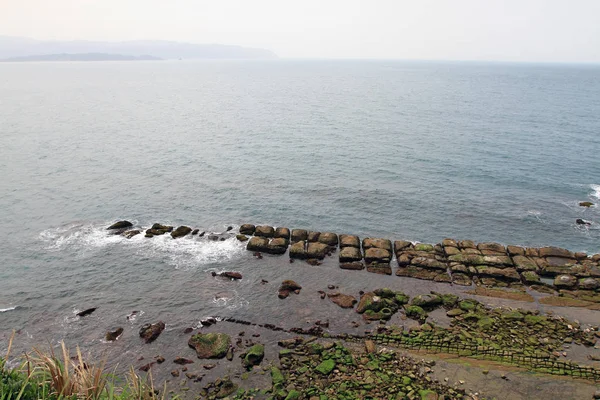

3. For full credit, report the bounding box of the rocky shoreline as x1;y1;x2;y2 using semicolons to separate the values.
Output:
97;220;600;399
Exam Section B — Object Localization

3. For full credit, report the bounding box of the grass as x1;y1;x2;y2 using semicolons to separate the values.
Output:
1;332;173;400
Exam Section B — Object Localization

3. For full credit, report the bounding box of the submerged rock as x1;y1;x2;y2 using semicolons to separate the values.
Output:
107;220;133;230
576;218;591;226
327;292;357;308
278;280;302;299
105;327;124;341
122;229;141;239
77;307;97;317
212;271;242;280
188;332;231;359
139;321;165;343
579;201;594;207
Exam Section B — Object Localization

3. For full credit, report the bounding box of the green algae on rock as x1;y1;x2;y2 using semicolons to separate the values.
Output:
188;332;231;359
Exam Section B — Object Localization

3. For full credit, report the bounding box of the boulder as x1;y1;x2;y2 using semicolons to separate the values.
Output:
318;232;338;246
459;240;476;249
247;236;269;252
364;247;391;263
217;271;242;280
539;246;574;259
339;262;364;270
414;243;434;252
327;292;357;308
151;223;173;232
579;201;594;207
475;266;520;280
451;273;473;286
512;256;539;272
553;274;577;288
507;245;525;256
278;280;302;299
171;226;192;238
306;242;328;260
411;294;443;309
107;220;133;230
188;332;231;359
139;321;165;343
236;234;249;242
579;277;600;290
576;218;591;226
289;241;307;259
339;246;362;262
239;224;255;235
255;225;275;238
394;240;413;254
410;257;447;270
443;246;461;256
520;270;541;284
242;344;265;368
442;238;458;247
363;238;393;253
274;227;290;239
77;307;97;317
191;229;199;235
105;327;124;341
367;263;392;275
122;230;141;239
339;234;360;248
307;231;321;242
291;229;308;242
268;238;289;255
477;242;507;254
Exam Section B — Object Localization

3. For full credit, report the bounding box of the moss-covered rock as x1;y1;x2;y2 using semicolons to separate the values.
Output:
188;332;231;359
410;294;443;309
171;225;192;238
242;344;264;369
315;359;336;375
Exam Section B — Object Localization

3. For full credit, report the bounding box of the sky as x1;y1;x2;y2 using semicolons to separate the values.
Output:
1;0;600;62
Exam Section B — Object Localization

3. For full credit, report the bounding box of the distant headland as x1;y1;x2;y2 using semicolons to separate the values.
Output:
0;36;277;61
0;53;162;62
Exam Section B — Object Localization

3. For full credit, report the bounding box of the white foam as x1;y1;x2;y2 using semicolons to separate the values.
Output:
39;221;246;268
590;184;600;200
0;306;17;312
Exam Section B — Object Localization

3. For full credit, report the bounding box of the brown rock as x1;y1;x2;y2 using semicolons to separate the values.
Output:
291;229;308;242
339;234;360;248
318;232;338;246
246;236;269;252
289;241;307;259
239;224;255;235
307;231;321;242
306;242;329;259
475;266;520;280
364;247;391;263
268;237;289;254
579;277;599;290
477;242;507;254
327;292;357;308
274;227;290;239
171;226;192;238
553;274;577;288
139;322;165;344
339;246;362;262
173;357;195;365
394;240;413;254
441;238;458;247
340;261;364;270
365;340;377;354
459;240;476;249
366;263;392;275
512;255;539;272
363;238;393;253
254;225;275;237
539;246;574;259
507;245;525;256
122;230;141;239
220;272;242;280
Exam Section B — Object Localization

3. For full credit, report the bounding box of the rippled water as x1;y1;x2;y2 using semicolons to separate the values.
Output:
1;60;599;367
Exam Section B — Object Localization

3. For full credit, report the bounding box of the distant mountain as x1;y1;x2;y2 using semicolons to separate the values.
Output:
0;36;277;60
0;53;162;62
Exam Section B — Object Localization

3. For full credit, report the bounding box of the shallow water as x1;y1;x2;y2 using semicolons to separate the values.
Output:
1;61;599;378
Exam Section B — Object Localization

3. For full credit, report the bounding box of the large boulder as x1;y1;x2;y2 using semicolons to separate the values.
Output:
107;220;133;230
363;238;393;254
268;238;289;255
579;277;600;290
512;256;539;272
554;274;577;288
188;333;231;359
274;227;291;240
507;245;525;256
318;232;338;246
289;241;307;259
171;226;192;238
307;231;321;242
239;224;256;235
364;248;391;263
539;247;574;259
339;247;362;262
139;322;165;343
291;229;308;242
247;236;269;252
339;234;360;248
306;242;328;260
255;225;275;238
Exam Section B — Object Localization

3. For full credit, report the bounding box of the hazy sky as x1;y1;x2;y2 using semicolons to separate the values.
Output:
1;0;600;62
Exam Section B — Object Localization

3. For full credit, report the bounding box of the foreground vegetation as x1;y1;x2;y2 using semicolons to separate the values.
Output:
0;333;168;400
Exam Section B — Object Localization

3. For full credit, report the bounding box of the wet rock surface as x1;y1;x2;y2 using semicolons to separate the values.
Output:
139;321;165;343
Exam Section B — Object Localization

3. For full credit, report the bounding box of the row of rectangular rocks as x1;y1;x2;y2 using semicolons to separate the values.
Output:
239;224;600;296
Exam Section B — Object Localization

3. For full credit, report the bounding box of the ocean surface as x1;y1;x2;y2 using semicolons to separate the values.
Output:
1;60;599;373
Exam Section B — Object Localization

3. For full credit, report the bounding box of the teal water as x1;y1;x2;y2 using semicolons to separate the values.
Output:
0;60;599;365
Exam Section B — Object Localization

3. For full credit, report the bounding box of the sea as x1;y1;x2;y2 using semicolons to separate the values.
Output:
1;60;599;380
